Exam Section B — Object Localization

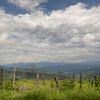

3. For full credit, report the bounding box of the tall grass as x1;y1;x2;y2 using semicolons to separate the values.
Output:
0;80;100;100
1;88;100;100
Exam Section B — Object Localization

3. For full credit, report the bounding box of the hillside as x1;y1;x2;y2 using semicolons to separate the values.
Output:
1;61;100;74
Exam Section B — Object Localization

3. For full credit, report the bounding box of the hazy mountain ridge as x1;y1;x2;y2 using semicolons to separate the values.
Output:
1;61;100;74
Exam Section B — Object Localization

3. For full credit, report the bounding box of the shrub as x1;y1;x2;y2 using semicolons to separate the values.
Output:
50;81;55;88
3;80;14;90
60;80;75;90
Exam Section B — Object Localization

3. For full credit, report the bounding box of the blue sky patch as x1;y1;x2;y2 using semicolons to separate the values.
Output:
0;0;100;15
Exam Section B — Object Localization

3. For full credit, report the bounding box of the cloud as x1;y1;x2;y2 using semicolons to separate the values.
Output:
83;33;96;42
8;0;48;11
0;33;8;42
0;3;100;64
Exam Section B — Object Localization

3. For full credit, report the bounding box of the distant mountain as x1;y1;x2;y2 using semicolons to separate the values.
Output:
1;61;100;80
3;63;35;68
2;61;100;74
36;62;100;74
82;67;100;76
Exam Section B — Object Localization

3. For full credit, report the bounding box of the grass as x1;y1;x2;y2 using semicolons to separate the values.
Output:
0;80;100;100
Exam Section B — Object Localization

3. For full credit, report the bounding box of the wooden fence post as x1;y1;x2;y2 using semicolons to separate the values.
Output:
36;73;40;86
80;73;82;89
94;76;98;87
13;67;16;87
88;77;91;87
91;79;94;87
72;73;75;83
41;74;45;87
0;68;3;88
54;77;59;88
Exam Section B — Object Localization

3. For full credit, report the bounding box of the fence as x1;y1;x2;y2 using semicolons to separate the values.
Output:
0;68;99;89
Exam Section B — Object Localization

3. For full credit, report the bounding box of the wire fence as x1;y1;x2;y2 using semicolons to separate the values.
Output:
0;68;99;90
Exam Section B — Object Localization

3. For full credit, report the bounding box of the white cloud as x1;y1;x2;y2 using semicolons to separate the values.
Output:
0;3;100;64
0;33;8;42
83;33;96;42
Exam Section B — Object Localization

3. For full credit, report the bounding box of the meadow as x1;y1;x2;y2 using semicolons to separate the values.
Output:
0;79;100;100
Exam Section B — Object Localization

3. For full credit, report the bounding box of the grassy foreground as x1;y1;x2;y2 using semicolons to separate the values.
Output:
1;88;100;100
0;80;100;100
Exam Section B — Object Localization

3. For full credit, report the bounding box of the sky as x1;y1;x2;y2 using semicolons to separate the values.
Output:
0;0;100;64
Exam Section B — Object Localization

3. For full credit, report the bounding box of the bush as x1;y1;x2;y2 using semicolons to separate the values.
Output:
3;80;14;90
50;81;55;88
60;80;75;90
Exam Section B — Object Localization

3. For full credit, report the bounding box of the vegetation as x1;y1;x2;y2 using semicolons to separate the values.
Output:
0;79;100;100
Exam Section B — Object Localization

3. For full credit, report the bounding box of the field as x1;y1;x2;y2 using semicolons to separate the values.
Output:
1;79;100;100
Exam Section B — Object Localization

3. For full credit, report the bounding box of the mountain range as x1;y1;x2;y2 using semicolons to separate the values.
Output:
1;61;100;75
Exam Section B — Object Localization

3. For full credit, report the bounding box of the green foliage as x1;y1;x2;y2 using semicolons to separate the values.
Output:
95;77;100;87
60;80;75;90
24;89;48;100
0;85;3;89
3;80;14;90
50;81;55;88
1;88;100;100
1;80;100;100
